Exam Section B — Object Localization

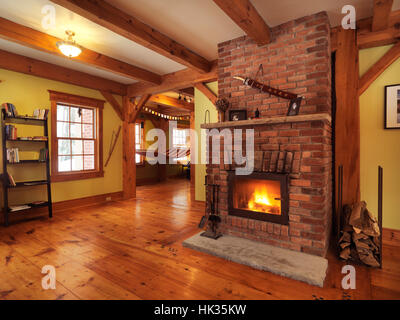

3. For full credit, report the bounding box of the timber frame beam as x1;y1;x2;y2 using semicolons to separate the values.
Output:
149;94;194;112
194;82;218;105
359;41;400;95
100;91;124;120
213;0;271;46
335;28;360;208
331;10;400;51
0;49;127;95
122;96;136;199
0;17;161;85
128;61;218;97
372;0;394;32
129;94;152;123
51;0;212;73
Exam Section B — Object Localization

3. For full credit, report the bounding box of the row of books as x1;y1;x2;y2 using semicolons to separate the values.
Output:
33;109;49;120
5;124;17;140
2;103;18;117
2;103;49;120
7;148;20;163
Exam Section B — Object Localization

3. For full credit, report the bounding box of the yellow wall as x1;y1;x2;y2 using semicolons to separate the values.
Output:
359;45;400;230
194;81;218;201
0;68;123;205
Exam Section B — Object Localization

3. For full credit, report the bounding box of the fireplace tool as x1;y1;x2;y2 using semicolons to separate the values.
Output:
198;175;222;239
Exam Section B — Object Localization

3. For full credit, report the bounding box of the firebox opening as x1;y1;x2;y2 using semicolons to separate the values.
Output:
228;172;289;225
233;179;281;215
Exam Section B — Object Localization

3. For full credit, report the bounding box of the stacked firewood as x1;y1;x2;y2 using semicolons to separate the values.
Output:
338;201;381;267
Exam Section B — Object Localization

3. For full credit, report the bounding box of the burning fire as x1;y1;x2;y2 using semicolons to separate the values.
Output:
247;186;281;215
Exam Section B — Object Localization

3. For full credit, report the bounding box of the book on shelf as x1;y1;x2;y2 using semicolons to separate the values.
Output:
9;205;31;212
33;109;49;120
32;136;48;141
5;124;18;140
1;103;18;117
7;173;16;187
39;148;48;161
7;148;20;163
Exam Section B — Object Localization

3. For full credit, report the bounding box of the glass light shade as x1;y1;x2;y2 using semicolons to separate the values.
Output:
56;41;82;58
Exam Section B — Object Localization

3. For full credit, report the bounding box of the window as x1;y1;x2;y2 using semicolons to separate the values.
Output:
135;121;144;165
49;90;104;182
172;128;187;147
172;127;189;163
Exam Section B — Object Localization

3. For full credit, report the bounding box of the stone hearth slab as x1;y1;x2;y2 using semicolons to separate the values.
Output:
182;233;328;287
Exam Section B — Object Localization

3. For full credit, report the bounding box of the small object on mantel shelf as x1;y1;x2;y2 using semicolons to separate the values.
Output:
215;98;229;122
229;109;247;121
287;97;303;116
255;108;260;118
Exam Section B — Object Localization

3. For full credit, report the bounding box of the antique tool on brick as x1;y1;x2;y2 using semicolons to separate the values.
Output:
233;76;303;115
105;125;121;167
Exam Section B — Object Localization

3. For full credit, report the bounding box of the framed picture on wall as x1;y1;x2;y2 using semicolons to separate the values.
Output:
385;84;400;129
229;109;247;121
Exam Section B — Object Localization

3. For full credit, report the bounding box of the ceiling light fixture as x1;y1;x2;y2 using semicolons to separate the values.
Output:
56;30;82;58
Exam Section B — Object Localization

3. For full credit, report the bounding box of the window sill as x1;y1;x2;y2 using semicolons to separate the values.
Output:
51;170;104;183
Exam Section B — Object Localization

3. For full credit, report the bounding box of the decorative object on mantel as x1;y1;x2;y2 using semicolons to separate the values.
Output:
229;109;247;121
255;108;260;118
215;98;229;122
384;84;400;129
234;76;303;117
287;97;302;116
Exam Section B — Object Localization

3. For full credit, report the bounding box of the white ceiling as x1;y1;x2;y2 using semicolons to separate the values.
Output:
0;0;399;85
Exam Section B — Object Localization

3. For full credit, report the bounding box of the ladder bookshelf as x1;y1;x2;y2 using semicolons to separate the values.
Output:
1;110;52;226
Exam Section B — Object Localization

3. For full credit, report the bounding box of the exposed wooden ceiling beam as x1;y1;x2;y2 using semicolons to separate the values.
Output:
129;94;151;123
372;0;394;32
51;0;212;73
356;9;400;49
213;0;271;46
0;49;126;95
359;41;400;95
195;82;218;105
149;94;194;112
100;90;124;120
0;17;161;85
128;61;218;97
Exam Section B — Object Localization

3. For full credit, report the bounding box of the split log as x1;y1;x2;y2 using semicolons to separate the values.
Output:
338;201;381;267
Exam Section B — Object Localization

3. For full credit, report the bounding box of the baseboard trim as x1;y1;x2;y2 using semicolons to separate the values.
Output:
53;191;123;212
382;228;400;246
0;191;123;224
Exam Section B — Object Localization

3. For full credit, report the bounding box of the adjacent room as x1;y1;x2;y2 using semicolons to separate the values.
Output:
0;0;399;301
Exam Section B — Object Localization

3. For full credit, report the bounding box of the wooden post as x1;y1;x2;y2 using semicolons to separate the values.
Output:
190;111;195;186
158;118;168;182
335;28;360;207
122;96;136;199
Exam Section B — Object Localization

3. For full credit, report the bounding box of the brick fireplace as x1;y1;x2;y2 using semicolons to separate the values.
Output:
201;11;332;257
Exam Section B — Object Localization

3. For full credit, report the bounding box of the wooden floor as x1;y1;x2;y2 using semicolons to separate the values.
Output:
1;179;399;300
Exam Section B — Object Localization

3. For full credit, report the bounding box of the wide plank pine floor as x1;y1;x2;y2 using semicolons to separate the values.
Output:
1;179;399;300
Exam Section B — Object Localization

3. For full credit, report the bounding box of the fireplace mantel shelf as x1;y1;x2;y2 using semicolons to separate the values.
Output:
200;113;331;129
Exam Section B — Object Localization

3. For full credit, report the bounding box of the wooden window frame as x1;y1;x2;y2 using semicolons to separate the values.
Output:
135;120;145;166
49;90;104;182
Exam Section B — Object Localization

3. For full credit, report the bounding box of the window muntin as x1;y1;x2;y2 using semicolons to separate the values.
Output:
55;103;97;173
